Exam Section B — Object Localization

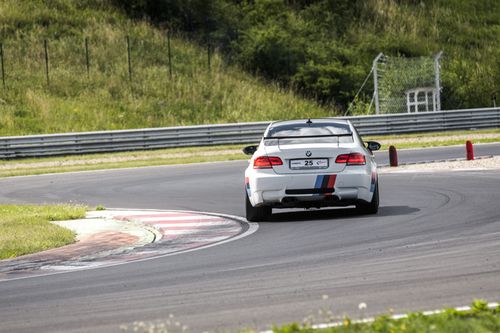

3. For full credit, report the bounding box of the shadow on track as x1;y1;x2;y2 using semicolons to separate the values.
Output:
267;205;419;223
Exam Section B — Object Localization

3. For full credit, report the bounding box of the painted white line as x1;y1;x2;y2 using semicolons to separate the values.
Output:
89;210;191;217
161;229;219;235
152;221;236;228
260;302;499;333
160;227;242;235
166;236;232;243
155;224;241;235
42;263;107;271
161;229;202;235
137;215;225;222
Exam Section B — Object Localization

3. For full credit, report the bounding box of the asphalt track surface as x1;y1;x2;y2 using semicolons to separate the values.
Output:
0;144;499;333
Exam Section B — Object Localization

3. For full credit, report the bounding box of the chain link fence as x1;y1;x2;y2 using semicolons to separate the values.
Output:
346;52;443;116
373;52;443;114
0;31;220;92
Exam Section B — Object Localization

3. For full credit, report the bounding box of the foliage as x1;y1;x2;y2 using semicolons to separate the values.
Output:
272;300;500;333
115;0;500;113
0;204;86;259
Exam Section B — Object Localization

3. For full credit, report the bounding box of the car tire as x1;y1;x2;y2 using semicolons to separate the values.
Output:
245;191;271;222
356;181;379;214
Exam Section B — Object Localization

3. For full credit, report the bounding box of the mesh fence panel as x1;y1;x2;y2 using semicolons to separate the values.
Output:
374;52;441;114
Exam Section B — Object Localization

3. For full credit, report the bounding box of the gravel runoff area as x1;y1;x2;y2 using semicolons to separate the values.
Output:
380;155;500;173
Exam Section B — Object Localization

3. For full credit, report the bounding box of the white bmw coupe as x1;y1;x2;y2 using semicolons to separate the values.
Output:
243;119;381;221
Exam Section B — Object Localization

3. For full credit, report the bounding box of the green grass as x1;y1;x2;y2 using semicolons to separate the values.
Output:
1;129;499;178
272;301;499;333
0;204;87;259
0;144;246;177
0;0;331;137
0;151;246;178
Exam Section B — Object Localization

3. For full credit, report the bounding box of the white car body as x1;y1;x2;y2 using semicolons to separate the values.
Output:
244;119;379;221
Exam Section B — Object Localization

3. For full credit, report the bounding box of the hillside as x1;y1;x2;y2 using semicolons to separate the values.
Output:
116;0;500;113
0;0;329;136
0;1;498;137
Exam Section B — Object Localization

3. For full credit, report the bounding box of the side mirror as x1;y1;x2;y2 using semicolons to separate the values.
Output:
366;141;381;152
243;145;258;155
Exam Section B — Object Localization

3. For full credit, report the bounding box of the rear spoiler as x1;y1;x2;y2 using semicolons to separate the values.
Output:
263;133;353;139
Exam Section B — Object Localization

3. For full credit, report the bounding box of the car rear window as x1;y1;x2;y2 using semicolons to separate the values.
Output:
267;122;351;138
264;122;353;145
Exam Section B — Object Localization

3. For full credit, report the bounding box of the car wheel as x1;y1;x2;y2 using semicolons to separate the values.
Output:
245;190;271;222
356;181;379;214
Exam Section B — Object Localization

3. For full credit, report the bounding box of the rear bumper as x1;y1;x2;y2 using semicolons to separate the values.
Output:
246;167;377;208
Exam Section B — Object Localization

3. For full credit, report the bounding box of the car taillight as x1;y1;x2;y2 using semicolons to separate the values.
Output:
253;156;283;169
335;153;366;165
335;154;349;164
347;153;366;165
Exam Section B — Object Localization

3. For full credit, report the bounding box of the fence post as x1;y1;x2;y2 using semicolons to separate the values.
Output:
84;37;90;79
434;51;443;111
126;35;132;82
167;30;172;79
207;40;211;72
373;53;383;115
44;39;50;86
0;42;5;89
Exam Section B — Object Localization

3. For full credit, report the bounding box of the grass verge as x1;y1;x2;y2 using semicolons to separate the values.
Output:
0;129;499;178
272;300;499;333
0;144;246;178
0;204;86;259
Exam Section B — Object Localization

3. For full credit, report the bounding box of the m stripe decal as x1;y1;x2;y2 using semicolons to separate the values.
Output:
321;175;330;189
325;175;337;196
314;175;337;195
314;175;324;192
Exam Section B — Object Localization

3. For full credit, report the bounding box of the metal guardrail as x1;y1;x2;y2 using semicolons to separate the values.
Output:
1;107;499;159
